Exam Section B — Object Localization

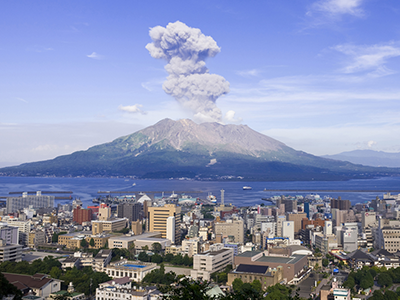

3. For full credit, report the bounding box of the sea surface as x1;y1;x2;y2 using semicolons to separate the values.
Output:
1;176;400;208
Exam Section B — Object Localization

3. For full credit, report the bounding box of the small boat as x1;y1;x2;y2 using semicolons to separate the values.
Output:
207;192;217;203
243;186;252;190
132;183;136;186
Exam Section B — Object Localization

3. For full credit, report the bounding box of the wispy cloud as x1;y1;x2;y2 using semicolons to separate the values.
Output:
141;78;165;92
27;46;54;53
87;52;104;60
309;0;364;17
236;69;262;77
304;0;365;29
333;42;400;77
118;104;147;115
15;97;28;103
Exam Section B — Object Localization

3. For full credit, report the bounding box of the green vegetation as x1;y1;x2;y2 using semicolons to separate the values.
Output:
137;252;193;267
211;265;232;284
110;248;135;262
142;264;176;286
0;256;62;275
0;257;111;296
344;267;374;290
159;280;296;300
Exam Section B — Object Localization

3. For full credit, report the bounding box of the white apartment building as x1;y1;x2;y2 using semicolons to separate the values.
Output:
6;219;30;246
191;247;234;280
6;191;54;214
96;277;152;300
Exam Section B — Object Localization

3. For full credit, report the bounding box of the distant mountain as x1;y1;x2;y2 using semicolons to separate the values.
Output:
322;150;400;168
1;118;399;180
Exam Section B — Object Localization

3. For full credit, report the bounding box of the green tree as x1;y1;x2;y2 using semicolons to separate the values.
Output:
151;254;163;264
378;272;393;288
251;279;262;292
152;242;162;254
50;266;62;279
343;276;355;290
128;242;136;256
138;251;149;262
0;272;23;300
232;278;243;292
89;238;95;247
80;239;88;248
164;253;174;262
182;254;191;266
159;278;213;300
322;259;329;267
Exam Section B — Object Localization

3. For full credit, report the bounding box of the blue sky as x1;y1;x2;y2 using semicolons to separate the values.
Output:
1;0;400;167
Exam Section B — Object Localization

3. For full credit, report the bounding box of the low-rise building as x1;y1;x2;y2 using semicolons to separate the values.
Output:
108;232;167;251
104;259;157;282
58;231;111;250
92;218;128;235
191;247;234;280
3;273;61;298
227;264;283;289
96;277;155;300
0;238;22;262
234;250;308;283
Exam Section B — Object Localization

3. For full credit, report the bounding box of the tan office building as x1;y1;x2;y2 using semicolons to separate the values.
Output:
92;218;127;235
287;213;307;234
148;204;181;244
214;219;244;243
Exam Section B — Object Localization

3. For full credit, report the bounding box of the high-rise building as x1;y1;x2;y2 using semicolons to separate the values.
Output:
6;191;54;214
282;199;297;213
282;221;294;240
148;204;181;244
330;197;351;211
98;203;111;221
214;218;244;243
117;203;142;222
287;213;307;234
362;211;376;229
73;206;92;224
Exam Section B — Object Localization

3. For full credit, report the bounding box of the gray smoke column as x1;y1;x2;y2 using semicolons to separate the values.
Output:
146;21;230;122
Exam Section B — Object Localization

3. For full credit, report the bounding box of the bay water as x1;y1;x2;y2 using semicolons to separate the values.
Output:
1;176;400;208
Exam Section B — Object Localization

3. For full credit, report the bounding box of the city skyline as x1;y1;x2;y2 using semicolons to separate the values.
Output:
1;0;400;167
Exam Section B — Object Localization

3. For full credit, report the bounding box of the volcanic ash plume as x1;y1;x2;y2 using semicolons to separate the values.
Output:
146;21;230;122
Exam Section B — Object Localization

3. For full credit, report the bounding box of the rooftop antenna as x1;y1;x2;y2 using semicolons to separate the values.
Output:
220;189;225;206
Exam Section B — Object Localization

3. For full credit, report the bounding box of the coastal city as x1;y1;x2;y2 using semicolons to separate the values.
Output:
2;188;400;300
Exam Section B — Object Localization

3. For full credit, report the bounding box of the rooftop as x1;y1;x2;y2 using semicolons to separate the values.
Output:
257;254;306;264
236;250;263;258
235;264;269;274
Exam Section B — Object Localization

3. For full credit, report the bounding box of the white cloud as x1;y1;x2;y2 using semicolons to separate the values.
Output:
87;52;104;60
334;42;400;77
311;0;364;17
118;104;147;115
368;140;377;148
224;110;243;123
